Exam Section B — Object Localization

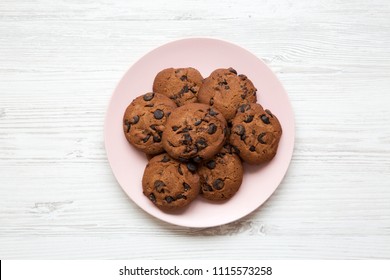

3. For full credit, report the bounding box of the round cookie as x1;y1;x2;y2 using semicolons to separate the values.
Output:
123;92;177;155
162;103;227;162
229;103;282;165
198;145;244;201
153;67;203;107
198;67;257;120
142;153;200;211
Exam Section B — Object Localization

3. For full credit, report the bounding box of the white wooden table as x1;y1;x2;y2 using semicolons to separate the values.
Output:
1;0;389;259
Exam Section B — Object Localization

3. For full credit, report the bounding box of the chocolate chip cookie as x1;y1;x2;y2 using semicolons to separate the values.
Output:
198;145;244;201
162;103;227;162
123;92;177;155
142;153;200;210
198;67;257;120
153;67;203;107
229;103;282;165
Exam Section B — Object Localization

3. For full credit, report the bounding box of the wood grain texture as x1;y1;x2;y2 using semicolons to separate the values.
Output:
1;0;390;259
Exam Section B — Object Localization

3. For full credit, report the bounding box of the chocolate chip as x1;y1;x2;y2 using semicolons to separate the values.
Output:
176;194;187;200
260;114;270;124
184;133;192;141
165;196;174;203
179;157;189;163
238;104;251;113
265;109;274;118
154;109;164;120
153;135;161;143
178;164;183;175
154;180;166;188
218;79;228;86
149;193;156;203
183;182;191;191
208;123;217;134
181;127;191;133
225;85;230;90
206;160;216;169
231;145;241;155
233;125;245;136
142;134;151;143
192;156;202;163
204;184;213;192
131;115;139;124
180;75;187;81
143;92;154;101
196;138;208;150
213;179;224;190
179;85;189;94
172;126;179;131
187;162;197;172
194;119;202;126
183;133;192;144
238;74;247;80
209;108;218;116
228;67;237;75
154;180;166;193
257;132;266;144
161;155;170;162
244;115;254;123
190;145;198;154
125;122;131;133
249;145;256;152
240;134;247;141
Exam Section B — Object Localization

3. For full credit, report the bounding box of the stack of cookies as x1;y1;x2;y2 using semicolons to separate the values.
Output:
123;67;282;211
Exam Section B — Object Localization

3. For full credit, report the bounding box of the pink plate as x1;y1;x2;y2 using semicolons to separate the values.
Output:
104;38;295;228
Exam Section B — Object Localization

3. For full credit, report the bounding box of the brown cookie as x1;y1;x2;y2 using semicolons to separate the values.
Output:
153;67;203;106
229;103;282;165
199;145;244;201
142;153;200;210
198;67;257;120
123;92;177;155
162;103;227;162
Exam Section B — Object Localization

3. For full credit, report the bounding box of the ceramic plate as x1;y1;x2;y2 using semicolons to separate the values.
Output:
104;38;294;228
